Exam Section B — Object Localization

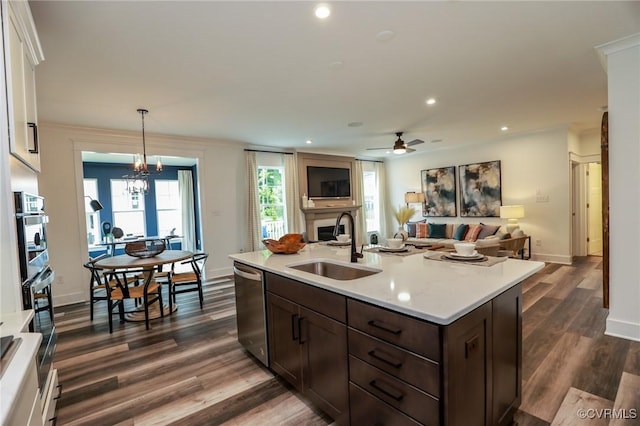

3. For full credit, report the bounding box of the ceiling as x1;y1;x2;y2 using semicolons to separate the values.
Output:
30;1;640;159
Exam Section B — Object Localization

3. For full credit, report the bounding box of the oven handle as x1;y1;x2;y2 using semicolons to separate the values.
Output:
31;269;55;293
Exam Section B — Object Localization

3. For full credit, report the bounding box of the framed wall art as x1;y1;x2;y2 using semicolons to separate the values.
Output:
458;160;502;217
421;166;457;217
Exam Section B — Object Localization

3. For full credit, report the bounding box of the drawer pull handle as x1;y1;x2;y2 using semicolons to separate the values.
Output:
369;379;404;401
368;349;402;368
298;317;306;344
291;314;299;341
50;416;57;426
54;383;63;400
368;320;402;335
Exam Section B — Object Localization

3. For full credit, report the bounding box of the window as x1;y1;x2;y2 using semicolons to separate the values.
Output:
155;180;182;237
258;166;287;239
110;179;146;236
363;167;382;233
83;179;101;245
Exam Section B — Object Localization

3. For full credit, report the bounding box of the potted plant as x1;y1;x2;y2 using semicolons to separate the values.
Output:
392;205;417;240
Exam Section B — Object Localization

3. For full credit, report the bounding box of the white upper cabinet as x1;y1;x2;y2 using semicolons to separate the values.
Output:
3;1;44;172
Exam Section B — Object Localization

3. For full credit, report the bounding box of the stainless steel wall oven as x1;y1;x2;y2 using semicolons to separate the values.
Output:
14;191;57;395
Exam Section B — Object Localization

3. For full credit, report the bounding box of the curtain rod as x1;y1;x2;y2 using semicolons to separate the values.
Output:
244;149;294;155
356;158;384;164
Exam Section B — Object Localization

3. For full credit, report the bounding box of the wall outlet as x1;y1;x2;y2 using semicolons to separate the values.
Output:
56;275;64;286
536;239;542;246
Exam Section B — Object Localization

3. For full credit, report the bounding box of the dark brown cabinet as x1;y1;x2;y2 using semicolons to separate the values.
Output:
266;273;349;425
264;269;522;426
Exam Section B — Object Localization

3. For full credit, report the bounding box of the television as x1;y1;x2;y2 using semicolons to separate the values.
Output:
307;166;351;198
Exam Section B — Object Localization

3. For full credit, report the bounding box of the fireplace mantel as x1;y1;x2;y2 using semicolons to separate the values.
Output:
302;205;361;241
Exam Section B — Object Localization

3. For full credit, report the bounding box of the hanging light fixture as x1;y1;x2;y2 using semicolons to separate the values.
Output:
123;108;162;194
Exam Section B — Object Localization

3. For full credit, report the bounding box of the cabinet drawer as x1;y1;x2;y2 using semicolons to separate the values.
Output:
347;299;440;361
348;328;440;397
42;368;60;425
349;382;421;426
349;356;440;426
266;272;346;322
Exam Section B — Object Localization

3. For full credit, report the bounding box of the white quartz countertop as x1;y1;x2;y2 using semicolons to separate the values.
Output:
230;243;545;325
0;310;34;336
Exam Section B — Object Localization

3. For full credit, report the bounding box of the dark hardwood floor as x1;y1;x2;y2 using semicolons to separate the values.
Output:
52;256;639;425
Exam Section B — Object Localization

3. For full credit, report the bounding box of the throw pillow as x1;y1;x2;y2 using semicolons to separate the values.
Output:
512;228;525;237
496;231;511;240
465;224;483;241
407;219;426;238
416;223;429;238
453;224;469;241
428;223;447;239
445;223;455;239
478;223;501;239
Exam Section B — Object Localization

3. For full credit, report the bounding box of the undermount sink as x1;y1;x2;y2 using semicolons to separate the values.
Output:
287;260;381;281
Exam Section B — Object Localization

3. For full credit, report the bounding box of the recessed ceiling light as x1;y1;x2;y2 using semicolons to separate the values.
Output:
376;30;395;42
314;4;331;19
501;126;509;131
426;98;436;105
347;121;363;127
306;140;313;144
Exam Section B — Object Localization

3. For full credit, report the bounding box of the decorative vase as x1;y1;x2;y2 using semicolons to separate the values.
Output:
394;226;408;241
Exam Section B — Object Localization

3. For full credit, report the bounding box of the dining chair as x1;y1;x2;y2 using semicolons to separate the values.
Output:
84;253;116;321
163;252;209;312
84;263;164;332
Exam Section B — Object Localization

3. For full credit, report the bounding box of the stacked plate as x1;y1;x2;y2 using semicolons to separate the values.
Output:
379;245;408;253
443;250;487;261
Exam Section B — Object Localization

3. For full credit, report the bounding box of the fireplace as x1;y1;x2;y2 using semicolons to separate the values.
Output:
317;224;346;241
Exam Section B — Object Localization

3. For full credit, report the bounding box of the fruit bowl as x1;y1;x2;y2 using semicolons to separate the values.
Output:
263;233;306;254
125;239;166;258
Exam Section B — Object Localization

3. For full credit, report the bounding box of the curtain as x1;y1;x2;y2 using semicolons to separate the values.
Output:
353;160;366;246
178;170;196;252
284;153;303;235
246;151;263;251
375;161;390;238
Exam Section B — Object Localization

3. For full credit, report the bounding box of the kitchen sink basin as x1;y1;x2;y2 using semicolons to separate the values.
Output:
287;260;381;281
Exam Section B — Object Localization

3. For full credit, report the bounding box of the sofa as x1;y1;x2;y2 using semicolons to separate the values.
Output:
404;220;527;251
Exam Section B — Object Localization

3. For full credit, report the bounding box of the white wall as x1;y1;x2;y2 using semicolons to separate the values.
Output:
599;33;640;342
37;123;247;306
384;128;572;264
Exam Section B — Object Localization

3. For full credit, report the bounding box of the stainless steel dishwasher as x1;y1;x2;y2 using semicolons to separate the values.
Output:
233;261;268;367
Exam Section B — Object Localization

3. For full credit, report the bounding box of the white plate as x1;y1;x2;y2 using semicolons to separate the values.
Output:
444;252;485;261
379;246;408;252
327;241;351;246
449;250;478;258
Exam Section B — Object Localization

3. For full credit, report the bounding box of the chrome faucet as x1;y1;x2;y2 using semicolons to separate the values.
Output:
334;211;363;263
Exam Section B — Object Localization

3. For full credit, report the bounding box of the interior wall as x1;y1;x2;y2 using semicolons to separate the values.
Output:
37;123;246;306
600;33;640;341
384;128;572;264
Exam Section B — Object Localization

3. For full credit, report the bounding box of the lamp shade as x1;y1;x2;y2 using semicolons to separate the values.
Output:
90;199;104;212
405;192;426;204
500;205;525;219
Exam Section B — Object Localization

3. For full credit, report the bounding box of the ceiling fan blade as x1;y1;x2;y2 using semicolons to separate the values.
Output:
406;139;424;147
366;147;390;151
406;147;416;153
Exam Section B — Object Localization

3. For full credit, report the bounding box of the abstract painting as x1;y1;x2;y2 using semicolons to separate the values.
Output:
421;166;457;217
458;160;502;217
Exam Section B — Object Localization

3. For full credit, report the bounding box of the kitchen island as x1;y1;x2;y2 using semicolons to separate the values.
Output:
230;243;544;426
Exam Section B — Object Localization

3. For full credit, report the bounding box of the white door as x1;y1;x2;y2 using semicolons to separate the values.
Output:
587;163;603;255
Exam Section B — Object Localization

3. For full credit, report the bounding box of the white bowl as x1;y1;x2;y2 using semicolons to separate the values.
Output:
454;242;476;256
336;234;350;243
387;238;404;249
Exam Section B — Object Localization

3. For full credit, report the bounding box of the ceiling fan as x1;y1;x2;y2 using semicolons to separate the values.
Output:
366;132;424;154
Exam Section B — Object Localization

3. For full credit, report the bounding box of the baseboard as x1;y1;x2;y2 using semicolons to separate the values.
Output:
531;253;572;265
53;291;87;307
605;317;640;342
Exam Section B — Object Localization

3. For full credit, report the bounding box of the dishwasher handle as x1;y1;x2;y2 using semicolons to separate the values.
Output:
233;266;262;281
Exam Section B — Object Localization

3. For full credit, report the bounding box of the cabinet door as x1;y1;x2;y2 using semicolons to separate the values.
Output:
5;3;40;171
300;307;349;425
267;292;303;391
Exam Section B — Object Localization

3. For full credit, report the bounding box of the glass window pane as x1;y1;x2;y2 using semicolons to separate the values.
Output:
157;210;182;237
83;178;101;245
258;166;287;239
113;211;145;235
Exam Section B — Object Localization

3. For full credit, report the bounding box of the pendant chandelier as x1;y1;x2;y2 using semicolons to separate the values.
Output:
124;108;162;194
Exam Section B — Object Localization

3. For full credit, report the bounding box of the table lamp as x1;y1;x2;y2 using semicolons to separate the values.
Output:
85;196;103;212
500;205;525;233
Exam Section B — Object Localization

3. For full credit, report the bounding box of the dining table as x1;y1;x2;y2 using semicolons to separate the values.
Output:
94;250;193;320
